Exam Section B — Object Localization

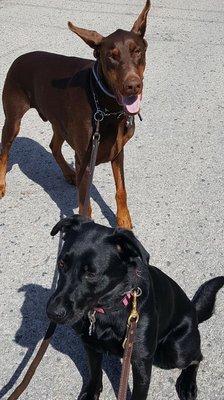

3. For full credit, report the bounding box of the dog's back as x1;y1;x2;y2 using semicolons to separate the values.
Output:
3;51;93;122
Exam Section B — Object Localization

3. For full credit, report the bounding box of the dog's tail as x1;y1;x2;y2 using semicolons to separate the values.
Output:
191;276;224;324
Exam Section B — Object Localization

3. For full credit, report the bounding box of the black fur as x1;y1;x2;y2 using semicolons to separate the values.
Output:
47;215;223;400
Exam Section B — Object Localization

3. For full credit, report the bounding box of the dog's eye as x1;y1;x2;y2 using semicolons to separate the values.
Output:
107;50;120;63
83;266;97;281
134;48;141;56
85;272;97;280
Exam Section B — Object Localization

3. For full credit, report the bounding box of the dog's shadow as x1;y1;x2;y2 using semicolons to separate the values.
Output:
0;283;132;399
8;137;116;225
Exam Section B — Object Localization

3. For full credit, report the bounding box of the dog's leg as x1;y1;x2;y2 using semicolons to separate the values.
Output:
79;345;103;400
131;357;153;400
0;85;29;198
111;149;132;229
0;119;21;198
176;360;201;400
50;125;76;185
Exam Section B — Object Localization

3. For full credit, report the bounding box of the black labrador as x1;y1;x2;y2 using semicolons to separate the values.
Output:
47;215;224;400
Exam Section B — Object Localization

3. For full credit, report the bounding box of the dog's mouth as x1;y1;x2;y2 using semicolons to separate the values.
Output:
116;93;142;115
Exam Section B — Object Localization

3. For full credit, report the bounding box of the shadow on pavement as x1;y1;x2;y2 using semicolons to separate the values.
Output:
7;137;116;226
0;284;130;399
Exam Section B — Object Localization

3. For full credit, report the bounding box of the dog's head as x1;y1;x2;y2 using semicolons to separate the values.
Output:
46;215;149;325
68;0;151;115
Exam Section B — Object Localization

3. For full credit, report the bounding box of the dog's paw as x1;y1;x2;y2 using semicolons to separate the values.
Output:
78;385;102;400
116;211;133;230
78;392;101;400
176;374;198;400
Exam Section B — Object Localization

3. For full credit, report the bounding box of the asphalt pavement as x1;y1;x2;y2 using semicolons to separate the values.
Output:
0;0;223;399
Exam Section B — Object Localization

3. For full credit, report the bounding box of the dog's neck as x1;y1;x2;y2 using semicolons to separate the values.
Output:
91;61;123;113
91;260;149;314
92;61;115;99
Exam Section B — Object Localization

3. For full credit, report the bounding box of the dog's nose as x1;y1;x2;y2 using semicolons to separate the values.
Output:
123;78;141;96
47;304;67;322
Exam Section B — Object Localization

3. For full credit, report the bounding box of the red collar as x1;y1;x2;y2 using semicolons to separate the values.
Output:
94;292;132;314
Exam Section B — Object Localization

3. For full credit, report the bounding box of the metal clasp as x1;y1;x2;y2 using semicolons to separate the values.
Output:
127;287;142;325
122;288;142;348
93;130;101;143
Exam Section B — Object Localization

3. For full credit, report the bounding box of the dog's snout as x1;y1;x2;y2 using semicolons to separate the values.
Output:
123;77;141;96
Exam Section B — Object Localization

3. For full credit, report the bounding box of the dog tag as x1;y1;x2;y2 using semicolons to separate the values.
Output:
88;311;96;336
126;116;134;128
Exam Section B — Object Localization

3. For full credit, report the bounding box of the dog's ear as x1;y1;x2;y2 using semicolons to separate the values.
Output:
131;0;151;37
51;214;90;236
68;22;104;49
109;228;150;265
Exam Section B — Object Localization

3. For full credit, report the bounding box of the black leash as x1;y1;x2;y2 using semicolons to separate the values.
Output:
82;118;101;217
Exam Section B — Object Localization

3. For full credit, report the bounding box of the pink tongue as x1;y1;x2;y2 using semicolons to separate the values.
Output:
122;95;141;114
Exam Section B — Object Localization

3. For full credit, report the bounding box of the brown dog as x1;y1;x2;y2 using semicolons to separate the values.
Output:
0;0;150;229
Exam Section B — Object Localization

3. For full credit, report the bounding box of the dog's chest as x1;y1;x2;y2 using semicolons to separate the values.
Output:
75;315;126;356
95;119;135;164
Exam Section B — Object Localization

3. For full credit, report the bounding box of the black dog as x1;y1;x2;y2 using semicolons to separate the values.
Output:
47;215;224;400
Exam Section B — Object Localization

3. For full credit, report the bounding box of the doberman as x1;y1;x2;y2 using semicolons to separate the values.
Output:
0;0;151;229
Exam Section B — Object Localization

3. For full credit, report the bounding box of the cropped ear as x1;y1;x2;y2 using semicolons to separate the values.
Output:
68;22;104;49
131;0;151;37
51;214;90;236
109;228;150;265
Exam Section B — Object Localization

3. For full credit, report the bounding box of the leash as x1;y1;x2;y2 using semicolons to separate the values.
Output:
82;115;101;217
7;322;56;400
118;288;141;400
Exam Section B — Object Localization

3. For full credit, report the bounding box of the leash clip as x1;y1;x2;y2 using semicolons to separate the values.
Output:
127;287;142;326
93;131;101;144
122;288;141;349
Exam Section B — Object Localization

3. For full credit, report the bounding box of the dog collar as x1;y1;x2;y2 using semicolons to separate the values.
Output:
88;288;142;336
88;292;132;336
92;61;116;99
94;292;132;314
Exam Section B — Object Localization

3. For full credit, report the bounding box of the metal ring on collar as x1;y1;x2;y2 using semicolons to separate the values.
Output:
94;110;104;122
131;287;142;297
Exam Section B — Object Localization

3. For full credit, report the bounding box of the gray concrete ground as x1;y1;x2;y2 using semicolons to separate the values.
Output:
0;0;224;399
